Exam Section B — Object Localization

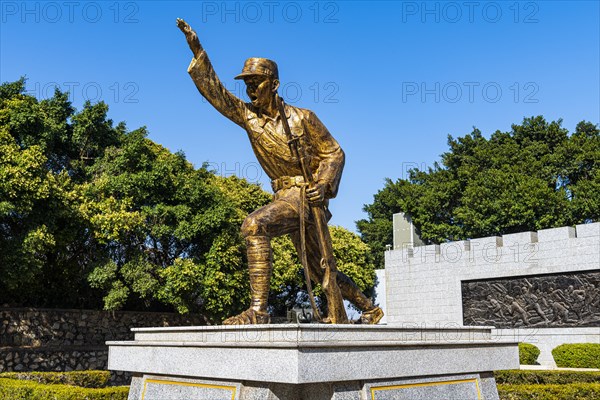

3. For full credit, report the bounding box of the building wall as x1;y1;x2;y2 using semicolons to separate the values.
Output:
374;269;387;324
384;222;600;366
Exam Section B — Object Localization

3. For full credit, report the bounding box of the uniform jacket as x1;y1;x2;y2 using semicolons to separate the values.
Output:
188;51;345;199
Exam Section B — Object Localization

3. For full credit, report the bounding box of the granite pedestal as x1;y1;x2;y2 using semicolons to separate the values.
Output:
107;324;519;399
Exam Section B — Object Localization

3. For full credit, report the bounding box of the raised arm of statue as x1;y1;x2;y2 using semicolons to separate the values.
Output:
177;18;203;58
176;18;246;128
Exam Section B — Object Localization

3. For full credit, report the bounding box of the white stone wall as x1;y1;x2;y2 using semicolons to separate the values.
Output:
384;223;600;365
374;269;387;324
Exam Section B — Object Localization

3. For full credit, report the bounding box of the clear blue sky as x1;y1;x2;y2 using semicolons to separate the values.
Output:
2;1;599;232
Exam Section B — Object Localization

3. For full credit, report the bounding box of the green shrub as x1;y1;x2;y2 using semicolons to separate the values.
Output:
518;342;540;365
495;369;600;385
553;343;600;369
0;378;129;400
0;370;110;388
498;383;600;400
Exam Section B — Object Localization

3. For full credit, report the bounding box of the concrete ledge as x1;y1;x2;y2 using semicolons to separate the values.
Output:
108;325;518;386
123;324;495;345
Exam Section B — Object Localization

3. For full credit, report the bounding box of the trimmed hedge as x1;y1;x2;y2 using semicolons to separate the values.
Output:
495;369;600;385
0;370;110;388
553;343;600;369
0;378;129;400
498;383;600;400
519;342;540;365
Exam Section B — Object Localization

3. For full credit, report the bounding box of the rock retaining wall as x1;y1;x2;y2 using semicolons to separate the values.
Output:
0;307;205;385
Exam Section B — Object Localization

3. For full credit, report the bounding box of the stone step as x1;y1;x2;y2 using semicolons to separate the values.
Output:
130;324;495;345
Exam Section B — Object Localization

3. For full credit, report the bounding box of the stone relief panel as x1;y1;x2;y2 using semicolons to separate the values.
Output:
462;270;600;328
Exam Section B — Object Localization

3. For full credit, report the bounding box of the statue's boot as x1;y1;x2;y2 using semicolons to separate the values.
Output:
337;272;384;324
223;236;271;325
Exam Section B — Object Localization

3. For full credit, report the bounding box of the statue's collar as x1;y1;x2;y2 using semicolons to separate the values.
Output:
250;102;291;126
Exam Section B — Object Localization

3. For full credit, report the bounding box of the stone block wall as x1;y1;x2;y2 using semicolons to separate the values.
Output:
384;222;600;366
0;307;205;384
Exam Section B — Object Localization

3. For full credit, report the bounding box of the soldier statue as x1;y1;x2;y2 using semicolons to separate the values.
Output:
177;18;383;325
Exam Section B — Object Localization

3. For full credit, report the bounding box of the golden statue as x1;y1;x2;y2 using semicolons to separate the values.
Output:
177;18;383;325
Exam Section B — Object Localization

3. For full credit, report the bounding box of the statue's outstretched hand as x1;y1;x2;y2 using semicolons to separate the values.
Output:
176;18;202;58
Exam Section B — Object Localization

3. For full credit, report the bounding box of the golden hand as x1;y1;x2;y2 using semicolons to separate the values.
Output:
176;18;203;58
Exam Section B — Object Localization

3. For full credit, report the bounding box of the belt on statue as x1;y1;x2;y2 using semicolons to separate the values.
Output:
271;175;307;191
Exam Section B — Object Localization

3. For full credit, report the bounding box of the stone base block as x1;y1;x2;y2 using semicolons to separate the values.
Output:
107;324;519;400
126;372;500;400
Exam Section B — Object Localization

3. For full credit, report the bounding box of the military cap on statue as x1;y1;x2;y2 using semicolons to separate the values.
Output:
234;58;279;80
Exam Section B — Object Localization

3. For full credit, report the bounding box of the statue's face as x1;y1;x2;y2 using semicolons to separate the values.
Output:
244;76;277;109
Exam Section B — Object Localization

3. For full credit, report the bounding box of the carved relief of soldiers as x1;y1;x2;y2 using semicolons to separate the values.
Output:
464;274;600;328
506;295;530;326
487;295;505;320
566;285;586;320
521;285;549;323
547;284;568;303
584;283;600;315
548;299;569;324
535;288;549;308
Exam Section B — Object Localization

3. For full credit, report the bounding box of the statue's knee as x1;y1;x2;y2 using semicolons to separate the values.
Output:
241;215;264;237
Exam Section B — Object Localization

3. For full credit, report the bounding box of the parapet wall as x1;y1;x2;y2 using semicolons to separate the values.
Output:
385;223;600;325
384;222;600;366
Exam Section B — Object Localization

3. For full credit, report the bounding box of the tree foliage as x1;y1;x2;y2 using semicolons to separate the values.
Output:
358;116;600;268
0;78;376;323
268;226;376;315
0;78;110;308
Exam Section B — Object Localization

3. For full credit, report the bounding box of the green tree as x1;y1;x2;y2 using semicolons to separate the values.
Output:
358;116;600;268
268;226;376;316
0;79;107;308
0;78;377;323
84;129;246;319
